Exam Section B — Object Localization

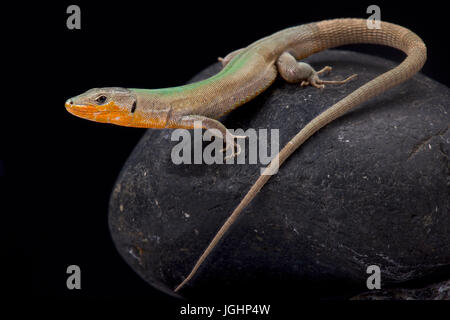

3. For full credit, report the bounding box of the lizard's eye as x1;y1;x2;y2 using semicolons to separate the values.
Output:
95;95;107;105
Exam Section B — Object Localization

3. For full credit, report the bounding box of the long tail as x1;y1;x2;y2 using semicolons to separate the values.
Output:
174;18;426;292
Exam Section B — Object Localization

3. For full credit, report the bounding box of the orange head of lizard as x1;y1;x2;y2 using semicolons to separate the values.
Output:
65;87;139;126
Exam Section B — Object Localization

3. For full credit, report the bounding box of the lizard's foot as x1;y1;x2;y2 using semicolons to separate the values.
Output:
307;72;358;89
221;134;246;160
221;142;241;160
277;52;356;89
223;143;241;160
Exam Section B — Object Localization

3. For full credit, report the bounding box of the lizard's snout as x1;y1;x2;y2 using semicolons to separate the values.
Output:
65;98;92;115
66;99;73;105
65;99;77;114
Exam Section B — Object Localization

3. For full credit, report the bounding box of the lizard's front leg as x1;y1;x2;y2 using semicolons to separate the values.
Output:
276;51;357;88
218;48;245;67
176;115;246;160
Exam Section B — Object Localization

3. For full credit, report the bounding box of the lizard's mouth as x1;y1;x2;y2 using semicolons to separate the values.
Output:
64;98;165;128
65;100;126;124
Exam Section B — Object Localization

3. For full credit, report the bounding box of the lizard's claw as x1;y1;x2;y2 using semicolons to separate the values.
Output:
309;79;325;89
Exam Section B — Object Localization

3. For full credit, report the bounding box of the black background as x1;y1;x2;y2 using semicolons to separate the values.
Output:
22;0;448;315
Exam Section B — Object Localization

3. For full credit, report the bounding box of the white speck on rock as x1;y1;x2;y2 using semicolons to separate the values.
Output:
183;211;190;218
119;204;124;212
150;235;160;244
128;248;140;261
337;133;351;143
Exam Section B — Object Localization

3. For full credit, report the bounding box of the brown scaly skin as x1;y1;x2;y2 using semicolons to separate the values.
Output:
65;18;427;292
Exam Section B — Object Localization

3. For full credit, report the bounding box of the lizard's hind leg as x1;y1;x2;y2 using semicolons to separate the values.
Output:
276;51;357;89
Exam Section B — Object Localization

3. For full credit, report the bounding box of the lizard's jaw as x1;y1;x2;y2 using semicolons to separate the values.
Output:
64;100;160;128
65;100;129;125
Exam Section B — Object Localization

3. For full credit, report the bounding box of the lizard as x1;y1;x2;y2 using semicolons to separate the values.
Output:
65;18;427;293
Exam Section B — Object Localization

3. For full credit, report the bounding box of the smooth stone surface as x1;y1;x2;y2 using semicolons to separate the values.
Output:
109;50;450;300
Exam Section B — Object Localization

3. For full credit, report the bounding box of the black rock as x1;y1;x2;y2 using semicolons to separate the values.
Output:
351;279;450;300
109;50;450;300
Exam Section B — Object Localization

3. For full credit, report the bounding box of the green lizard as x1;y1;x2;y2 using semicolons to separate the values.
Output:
65;18;426;292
